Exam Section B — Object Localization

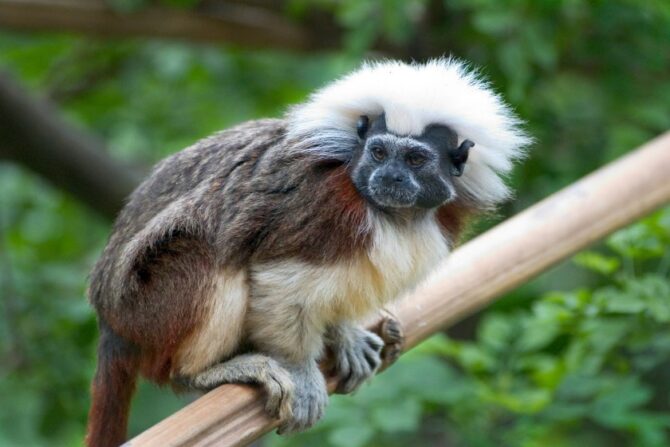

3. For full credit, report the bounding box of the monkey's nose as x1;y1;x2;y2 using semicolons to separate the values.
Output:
382;171;408;186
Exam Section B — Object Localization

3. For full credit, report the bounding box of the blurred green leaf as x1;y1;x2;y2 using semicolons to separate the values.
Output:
327;425;374;447
608;224;665;259
573;251;620;275
371;398;422;432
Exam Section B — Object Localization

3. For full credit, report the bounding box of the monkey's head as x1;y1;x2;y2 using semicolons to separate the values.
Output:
287;58;531;212
351;114;473;210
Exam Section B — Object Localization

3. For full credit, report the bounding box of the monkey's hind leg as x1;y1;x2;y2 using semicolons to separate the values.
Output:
183;353;295;422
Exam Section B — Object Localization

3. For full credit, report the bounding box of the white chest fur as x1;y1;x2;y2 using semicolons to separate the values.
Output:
249;213;449;327
366;213;450;306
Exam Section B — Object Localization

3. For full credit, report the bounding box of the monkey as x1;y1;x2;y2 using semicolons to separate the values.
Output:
85;58;529;447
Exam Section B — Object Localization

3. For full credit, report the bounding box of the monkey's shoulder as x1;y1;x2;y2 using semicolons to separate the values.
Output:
144;118;288;197
109;119;288;230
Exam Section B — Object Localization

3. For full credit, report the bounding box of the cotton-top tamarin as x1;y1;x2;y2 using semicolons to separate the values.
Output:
85;58;529;447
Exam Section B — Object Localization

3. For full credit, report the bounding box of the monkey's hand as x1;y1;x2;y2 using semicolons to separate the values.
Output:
278;360;328;434
326;324;384;394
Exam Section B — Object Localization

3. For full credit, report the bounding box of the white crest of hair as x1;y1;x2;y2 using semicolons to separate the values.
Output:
286;57;531;208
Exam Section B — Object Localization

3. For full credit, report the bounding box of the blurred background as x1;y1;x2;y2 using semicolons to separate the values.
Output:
0;1;669;446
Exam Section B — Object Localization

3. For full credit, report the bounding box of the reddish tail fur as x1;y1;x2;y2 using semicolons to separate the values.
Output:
86;322;139;447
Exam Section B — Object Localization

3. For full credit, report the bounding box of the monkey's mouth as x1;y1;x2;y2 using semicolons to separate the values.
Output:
367;184;419;208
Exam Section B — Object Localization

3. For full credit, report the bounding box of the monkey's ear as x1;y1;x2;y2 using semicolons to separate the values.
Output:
357;115;370;139
450;139;475;177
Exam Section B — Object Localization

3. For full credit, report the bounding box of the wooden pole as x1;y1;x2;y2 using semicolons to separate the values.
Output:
127;132;670;447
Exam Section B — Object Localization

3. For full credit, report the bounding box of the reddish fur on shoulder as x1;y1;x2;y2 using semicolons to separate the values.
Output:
436;200;474;244
252;162;371;265
325;165;370;246
304;163;371;262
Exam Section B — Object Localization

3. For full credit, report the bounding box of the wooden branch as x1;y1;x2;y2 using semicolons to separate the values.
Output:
127;132;670;446
0;71;142;219
0;0;314;50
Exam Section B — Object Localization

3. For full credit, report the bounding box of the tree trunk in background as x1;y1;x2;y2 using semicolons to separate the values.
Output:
0;72;142;219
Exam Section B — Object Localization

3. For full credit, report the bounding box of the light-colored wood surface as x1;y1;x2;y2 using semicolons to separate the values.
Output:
127;131;670;447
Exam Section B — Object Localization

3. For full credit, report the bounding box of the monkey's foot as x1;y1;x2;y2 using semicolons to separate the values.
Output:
330;325;384;394
277;361;328;434
185;353;294;422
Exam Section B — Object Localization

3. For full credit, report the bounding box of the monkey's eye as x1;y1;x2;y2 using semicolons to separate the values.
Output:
370;145;387;161
406;152;427;167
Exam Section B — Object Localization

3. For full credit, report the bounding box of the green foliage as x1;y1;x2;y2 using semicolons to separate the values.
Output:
1;1;669;446
439;1;670;213
290;0;430;54
0;166;106;446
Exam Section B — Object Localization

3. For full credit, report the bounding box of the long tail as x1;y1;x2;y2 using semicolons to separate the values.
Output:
86;322;139;447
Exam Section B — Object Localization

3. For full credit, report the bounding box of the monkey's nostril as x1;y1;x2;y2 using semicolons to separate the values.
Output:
394;175;404;183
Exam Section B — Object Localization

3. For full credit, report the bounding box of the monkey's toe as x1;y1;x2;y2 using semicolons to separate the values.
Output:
380;317;404;367
262;366;295;421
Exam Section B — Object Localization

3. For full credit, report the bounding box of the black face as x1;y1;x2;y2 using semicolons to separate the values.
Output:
350;114;474;210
